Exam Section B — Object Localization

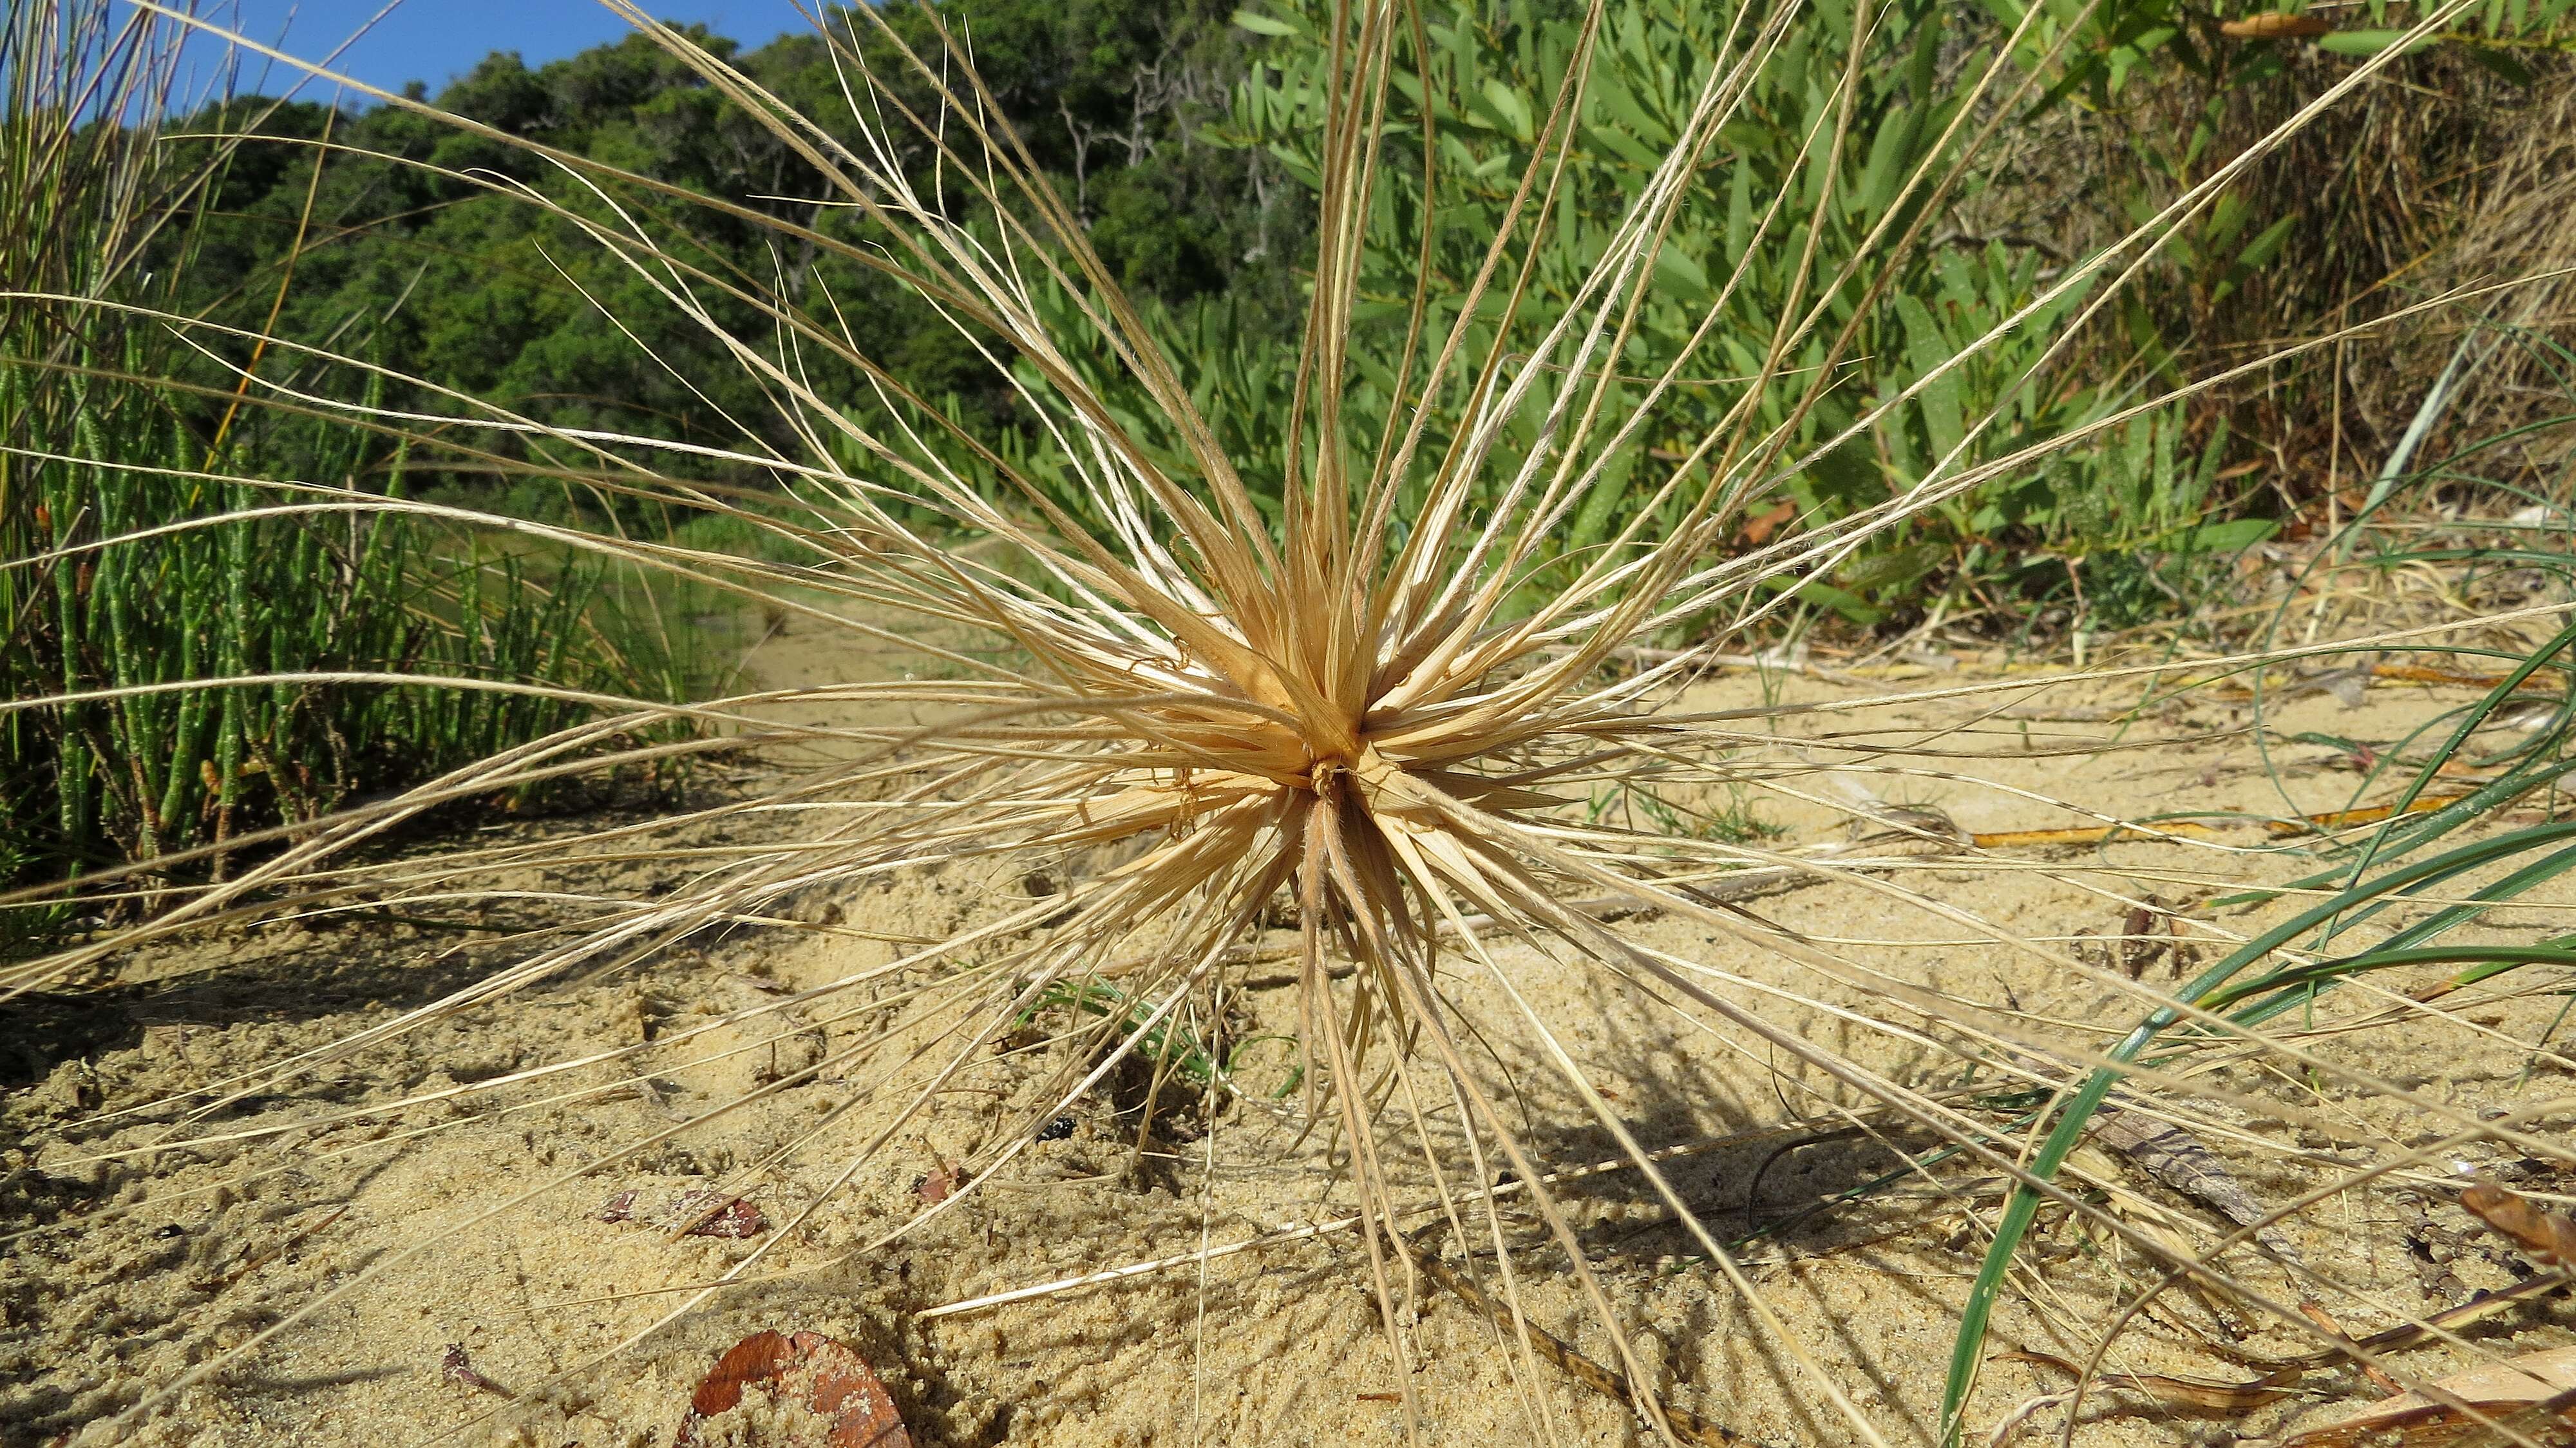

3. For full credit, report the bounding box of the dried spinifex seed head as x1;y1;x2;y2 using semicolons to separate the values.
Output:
20;2;2550;1443
2461;1180;2576;1268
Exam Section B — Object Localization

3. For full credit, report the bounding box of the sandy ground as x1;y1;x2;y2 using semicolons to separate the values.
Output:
8;613;2576;1448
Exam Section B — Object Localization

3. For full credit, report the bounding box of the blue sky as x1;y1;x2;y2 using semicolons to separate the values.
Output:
181;2;817;104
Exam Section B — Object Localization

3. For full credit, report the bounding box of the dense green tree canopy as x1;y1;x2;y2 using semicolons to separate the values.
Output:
164;1;1303;509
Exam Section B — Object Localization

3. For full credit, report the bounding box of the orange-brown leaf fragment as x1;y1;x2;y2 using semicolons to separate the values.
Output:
913;1162;967;1205
2282;1345;2576;1445
2463;1180;2576;1269
2221;13;2334;38
1738;500;1796;547
674;1329;914;1448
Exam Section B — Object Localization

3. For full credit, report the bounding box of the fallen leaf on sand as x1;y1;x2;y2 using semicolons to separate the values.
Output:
674;1329;914;1448
2282;1345;2576;1446
913;1163;967;1205
2462;1180;2576;1270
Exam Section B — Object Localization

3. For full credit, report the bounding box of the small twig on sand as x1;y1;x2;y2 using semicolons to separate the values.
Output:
198;1204;348;1292
441;1344;516;1400
1986;1389;2074;1446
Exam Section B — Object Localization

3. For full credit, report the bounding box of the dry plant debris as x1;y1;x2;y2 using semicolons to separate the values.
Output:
2219;14;2338;40
595;1188;769;1239
2277;1345;2576;1447
672;1330;913;1448
2462;1181;2576;1270
440;1343;517;1401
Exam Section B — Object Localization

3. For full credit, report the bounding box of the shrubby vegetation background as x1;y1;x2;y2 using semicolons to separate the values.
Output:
175;1;2572;600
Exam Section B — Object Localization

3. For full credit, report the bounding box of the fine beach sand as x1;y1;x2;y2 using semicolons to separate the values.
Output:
10;610;2575;1448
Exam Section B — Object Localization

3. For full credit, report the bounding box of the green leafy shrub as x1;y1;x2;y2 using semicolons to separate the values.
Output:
0;1;692;920
1190;0;2286;627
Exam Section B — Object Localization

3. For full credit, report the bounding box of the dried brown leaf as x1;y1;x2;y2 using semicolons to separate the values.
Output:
2220;14;2336;40
674;1329;914;1448
913;1163;966;1206
2283;1346;2576;1446
2463;1181;2576;1270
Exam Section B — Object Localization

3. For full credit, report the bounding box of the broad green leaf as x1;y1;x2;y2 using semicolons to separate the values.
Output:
1654;243;1712;302
2317;27;2441;52
2184;517;2278;552
2464;44;2537;84
2235;213;2297;272
1231;7;1305;37
1480;77;1535;142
